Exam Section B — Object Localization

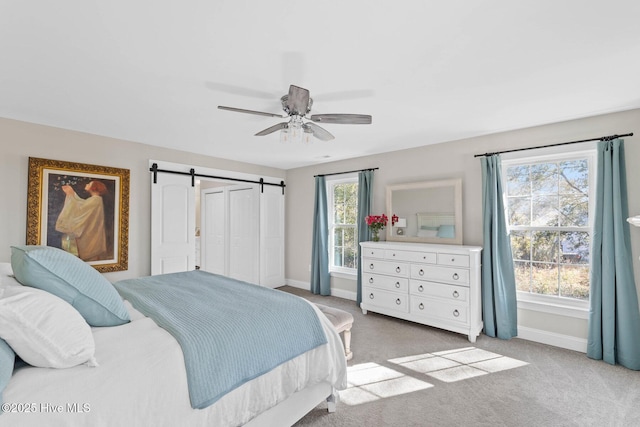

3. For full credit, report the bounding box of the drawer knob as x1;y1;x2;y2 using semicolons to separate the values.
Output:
452;273;459;280
392;253;396;257
419;269;424;276
396;266;401;273
369;263;374;270
451;258;455;262
453;290;459;298
396;298;401;305
453;309;460;317
418;285;424;292
419;303;424;310
369;277;374;284
369;293;375;299
395;282;401;289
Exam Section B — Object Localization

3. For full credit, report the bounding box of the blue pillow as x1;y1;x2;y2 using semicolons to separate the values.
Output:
437;225;455;239
0;338;14;406
11;245;130;327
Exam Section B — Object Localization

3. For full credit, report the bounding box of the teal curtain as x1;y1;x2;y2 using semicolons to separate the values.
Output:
587;139;640;370
356;170;374;306
310;176;330;295
481;155;518;339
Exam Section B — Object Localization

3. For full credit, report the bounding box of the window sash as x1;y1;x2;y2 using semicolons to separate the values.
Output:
502;148;595;305
327;177;359;273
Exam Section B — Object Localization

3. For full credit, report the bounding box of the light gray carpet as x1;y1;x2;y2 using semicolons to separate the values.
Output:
279;286;640;427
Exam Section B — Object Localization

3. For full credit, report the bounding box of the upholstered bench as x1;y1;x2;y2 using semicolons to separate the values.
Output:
314;303;354;360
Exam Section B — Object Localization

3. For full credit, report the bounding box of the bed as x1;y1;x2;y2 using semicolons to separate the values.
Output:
0;246;347;426
415;212;456;239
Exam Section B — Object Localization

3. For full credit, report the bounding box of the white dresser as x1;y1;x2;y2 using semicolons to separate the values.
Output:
360;241;483;342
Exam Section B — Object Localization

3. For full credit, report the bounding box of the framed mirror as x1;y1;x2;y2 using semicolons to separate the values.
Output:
386;178;462;244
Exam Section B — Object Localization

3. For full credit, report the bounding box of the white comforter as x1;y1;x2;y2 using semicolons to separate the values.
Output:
1;299;347;427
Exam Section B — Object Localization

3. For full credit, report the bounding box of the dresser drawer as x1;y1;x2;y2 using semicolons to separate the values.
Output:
362;247;384;259
409;280;468;303
411;296;468;324
362;286;409;313
437;253;470;268
384;250;437;264
363;259;410;277
364;273;409;292
410;264;469;285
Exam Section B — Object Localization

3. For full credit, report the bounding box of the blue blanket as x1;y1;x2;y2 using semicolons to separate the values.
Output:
114;270;327;409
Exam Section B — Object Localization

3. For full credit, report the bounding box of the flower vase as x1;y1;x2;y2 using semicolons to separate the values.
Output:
371;229;380;242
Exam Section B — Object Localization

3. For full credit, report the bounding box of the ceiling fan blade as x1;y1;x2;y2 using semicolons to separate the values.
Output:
218;105;285;118
255;122;288;136
286;85;311;115
310;114;372;125
304;122;334;141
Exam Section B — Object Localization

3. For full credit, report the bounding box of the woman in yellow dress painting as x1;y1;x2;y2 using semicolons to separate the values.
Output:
55;180;108;261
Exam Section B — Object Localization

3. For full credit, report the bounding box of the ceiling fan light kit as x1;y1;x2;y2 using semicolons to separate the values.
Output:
218;85;372;143
280;116;313;144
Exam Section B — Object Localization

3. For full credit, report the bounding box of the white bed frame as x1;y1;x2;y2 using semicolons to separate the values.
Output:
244;382;336;427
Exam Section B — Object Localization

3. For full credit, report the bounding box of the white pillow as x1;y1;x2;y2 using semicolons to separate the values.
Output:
417;229;438;238
0;286;98;369
0;262;19;288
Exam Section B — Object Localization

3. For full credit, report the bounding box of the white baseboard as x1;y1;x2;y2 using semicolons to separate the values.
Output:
516;325;587;353
330;288;357;301
284;279;357;301
284;279;309;290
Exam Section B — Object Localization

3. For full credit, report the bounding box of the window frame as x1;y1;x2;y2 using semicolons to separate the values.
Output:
501;144;597;316
326;174;359;276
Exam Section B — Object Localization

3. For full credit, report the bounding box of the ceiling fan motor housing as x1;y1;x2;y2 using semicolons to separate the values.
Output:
281;94;313;116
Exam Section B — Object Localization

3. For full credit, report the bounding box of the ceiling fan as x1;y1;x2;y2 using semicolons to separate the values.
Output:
217;85;372;141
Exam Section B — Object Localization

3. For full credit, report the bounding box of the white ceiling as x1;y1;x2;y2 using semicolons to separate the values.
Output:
2;1;639;169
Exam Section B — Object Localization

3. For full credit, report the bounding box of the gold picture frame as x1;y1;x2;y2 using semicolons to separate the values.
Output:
26;157;130;272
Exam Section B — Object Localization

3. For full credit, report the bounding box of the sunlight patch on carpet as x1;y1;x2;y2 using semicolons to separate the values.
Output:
342;347;528;405
391;347;528;383
342;363;434;406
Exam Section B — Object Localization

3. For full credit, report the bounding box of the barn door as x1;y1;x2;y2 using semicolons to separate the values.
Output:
260;184;285;288
228;185;260;283
150;172;195;275
201;188;226;275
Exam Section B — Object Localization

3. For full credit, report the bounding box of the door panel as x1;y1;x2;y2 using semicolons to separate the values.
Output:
228;186;259;283
151;176;195;275
260;185;285;288
202;190;226;275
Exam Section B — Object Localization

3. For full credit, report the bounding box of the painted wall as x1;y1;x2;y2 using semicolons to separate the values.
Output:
284;108;640;344
0;118;285;283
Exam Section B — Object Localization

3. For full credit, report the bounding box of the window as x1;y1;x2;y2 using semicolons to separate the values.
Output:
327;176;359;273
503;149;595;305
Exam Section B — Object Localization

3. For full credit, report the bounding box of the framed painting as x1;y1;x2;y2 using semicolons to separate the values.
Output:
26;157;130;272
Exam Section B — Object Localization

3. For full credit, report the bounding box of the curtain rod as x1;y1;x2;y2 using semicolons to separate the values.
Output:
149;163;286;194
314;167;379;178
474;132;634;158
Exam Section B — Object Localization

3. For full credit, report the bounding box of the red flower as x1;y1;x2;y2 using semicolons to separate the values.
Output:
365;214;388;231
